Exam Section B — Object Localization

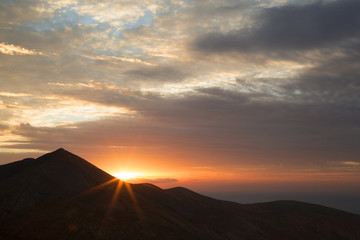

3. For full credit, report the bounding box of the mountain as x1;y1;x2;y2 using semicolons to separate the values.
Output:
1;149;360;240
0;148;113;216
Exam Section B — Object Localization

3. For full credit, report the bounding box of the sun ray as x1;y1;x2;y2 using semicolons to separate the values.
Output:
124;182;149;233
124;182;141;215
98;179;124;235
70;178;118;200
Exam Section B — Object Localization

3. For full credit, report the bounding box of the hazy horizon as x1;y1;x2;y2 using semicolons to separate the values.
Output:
2;148;359;215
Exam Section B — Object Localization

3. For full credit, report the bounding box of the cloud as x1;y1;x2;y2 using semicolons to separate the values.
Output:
193;0;360;53
196;87;250;103
124;66;190;83
0;42;44;55
0;124;8;132
73;0;155;25
1;0;359;184
7;83;360;167
85;55;155;66
0;89;133;127
0;0;50;24
342;162;360;166
282;55;360;105
0;92;32;97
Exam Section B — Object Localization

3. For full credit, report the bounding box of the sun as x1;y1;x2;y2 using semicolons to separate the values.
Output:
113;171;142;180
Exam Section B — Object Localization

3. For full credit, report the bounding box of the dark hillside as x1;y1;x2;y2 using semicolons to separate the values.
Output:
1;149;359;240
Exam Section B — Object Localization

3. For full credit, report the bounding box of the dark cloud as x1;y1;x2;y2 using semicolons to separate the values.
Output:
192;0;257;17
8;85;360;167
196;87;250;103
194;0;360;53
124;66;190;83
283;55;360;105
189;0;360;152
0;124;9;131
0;0;46;24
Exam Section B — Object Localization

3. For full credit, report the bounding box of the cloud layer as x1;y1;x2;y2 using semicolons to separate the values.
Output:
194;0;360;52
0;0;359;187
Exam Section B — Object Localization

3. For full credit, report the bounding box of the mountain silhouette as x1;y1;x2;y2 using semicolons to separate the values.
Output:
1;148;360;240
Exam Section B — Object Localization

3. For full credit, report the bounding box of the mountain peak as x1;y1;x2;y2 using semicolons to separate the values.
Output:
36;148;86;164
54;147;67;152
43;147;73;157
34;148;114;182
0;149;114;215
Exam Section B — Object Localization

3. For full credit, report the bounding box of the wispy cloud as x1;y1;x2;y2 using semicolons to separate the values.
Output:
85;55;155;66
0;92;32;97
342;161;360;166
0;42;44;56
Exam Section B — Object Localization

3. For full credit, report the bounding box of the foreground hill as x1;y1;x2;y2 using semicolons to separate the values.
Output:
0;148;359;240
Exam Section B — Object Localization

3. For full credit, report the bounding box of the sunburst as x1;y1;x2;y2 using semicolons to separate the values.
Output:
113;171;142;180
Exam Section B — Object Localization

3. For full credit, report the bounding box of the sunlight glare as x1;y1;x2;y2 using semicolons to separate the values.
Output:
113;171;142;180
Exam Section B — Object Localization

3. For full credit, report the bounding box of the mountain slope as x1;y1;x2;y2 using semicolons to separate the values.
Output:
0;148;114;216
0;149;359;240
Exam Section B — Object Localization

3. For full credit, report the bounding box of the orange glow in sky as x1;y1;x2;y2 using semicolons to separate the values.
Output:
113;171;142;180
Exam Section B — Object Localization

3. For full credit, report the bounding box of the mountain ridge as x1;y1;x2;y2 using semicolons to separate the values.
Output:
0;148;114;216
1;148;359;240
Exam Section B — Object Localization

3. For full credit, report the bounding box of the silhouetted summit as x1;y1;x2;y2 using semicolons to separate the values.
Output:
1;149;360;240
0;148;113;215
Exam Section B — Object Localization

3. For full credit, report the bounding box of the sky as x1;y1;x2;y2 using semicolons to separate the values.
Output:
1;0;360;212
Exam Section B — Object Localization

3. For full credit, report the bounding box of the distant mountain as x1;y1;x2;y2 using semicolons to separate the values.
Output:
1;149;359;240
